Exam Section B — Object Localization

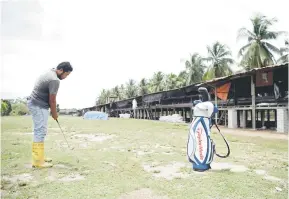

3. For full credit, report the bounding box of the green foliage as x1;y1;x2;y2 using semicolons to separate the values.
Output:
10;102;29;116
185;53;205;85
277;39;289;64
1;100;12;116
237;13;288;70
203;41;234;78
1;100;8;116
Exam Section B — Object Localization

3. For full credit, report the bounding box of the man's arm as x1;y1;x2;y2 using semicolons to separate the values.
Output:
48;80;60;119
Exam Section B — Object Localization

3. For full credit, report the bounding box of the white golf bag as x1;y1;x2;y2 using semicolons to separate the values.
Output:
187;87;230;172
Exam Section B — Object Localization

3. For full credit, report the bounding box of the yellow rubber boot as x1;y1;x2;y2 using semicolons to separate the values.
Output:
32;142;53;168
44;157;52;162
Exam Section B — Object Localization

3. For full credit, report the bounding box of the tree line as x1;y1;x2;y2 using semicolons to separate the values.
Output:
95;13;288;105
1;98;60;116
1;98;29;116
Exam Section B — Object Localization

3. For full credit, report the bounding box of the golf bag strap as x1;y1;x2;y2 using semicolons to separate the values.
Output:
214;123;230;158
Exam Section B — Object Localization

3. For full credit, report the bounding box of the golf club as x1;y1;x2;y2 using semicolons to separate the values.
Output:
56;119;79;163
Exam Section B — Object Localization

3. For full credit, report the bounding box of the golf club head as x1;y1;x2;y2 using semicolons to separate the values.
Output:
198;87;211;102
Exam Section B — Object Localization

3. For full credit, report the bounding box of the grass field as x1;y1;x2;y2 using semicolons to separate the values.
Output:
1;116;288;199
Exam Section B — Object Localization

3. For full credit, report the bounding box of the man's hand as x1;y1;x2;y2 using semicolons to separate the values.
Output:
51;111;58;121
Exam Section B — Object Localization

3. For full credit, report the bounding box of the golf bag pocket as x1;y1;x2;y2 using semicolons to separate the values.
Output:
187;117;214;171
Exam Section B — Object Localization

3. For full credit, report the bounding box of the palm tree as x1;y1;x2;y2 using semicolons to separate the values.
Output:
164;73;179;90
97;89;111;104
185;53;205;85
148;71;165;93
203;41;234;80
111;86;121;101
237;13;287;69
277;39;289;64
138;78;149;96
125;79;138;98
119;84;125;100
177;70;188;87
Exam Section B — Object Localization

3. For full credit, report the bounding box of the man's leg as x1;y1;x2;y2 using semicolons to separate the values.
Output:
28;100;53;168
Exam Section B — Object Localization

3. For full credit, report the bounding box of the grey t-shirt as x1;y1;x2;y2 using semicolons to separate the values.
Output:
29;68;60;109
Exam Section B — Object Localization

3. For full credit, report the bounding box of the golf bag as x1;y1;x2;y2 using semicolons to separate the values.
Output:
187;87;230;172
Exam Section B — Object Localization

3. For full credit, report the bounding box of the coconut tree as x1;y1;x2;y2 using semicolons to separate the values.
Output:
138;78;149;96
277;39;289;64
97;89;111;104
119;84;126;100
111;86;121;101
125;79;138;98
237;13;287;69
185;53;205;85
177;70;188;87
163;73;178;90
148;71;165;93
203;41;234;80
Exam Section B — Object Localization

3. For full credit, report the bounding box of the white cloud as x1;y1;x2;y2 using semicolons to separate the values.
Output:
1;0;288;109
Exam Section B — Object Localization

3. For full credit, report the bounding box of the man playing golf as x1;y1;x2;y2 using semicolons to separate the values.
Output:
27;62;73;168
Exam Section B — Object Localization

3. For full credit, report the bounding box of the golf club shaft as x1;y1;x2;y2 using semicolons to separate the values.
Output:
55;119;79;163
56;119;70;148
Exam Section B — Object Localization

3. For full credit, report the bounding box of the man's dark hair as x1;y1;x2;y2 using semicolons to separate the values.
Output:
56;62;73;72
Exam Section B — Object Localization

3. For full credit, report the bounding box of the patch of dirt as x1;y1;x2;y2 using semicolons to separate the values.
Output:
254;169;266;175
58;173;85;182
2;173;33;184
72;133;115;142
155;144;172;150
1;190;8;198
118;188;170;199
81;143;90;148
45;175;57;182
24;163;32;169
2;173;34;190
54;164;70;169
216;126;288;140
210;162;249;172
143;162;188;180
252;169;284;183
263;175;282;182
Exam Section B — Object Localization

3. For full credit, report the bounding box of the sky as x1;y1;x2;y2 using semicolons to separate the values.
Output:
1;0;288;109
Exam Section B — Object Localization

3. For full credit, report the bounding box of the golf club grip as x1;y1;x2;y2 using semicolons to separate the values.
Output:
198;87;211;102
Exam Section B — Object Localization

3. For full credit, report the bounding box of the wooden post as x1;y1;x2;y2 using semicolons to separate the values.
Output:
215;86;218;124
242;110;246;128
251;75;256;129
261;110;265;127
225;110;227;127
274;109;277;127
182;108;185;121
